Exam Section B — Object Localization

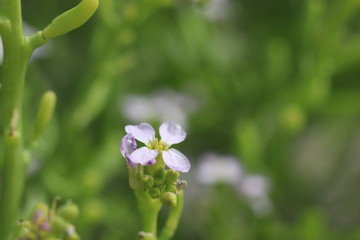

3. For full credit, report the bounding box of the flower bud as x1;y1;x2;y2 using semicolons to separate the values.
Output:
165;169;180;184
164;184;176;193
32;91;56;141
65;225;80;240
67;232;80;240
160;192;177;207
42;0;99;39
57;201;79;223
141;175;154;190
153;179;163;187
153;168;166;180
176;180;187;191
149;188;161;199
50;215;68;234
9;220;31;240
31;202;49;224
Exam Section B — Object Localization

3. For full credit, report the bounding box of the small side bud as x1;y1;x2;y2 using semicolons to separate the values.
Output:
165;169;180;184
57;201;79;223
32;91;56;141
160;192;177;207
149;188;161;199
141;175;154;190
176;180;188;191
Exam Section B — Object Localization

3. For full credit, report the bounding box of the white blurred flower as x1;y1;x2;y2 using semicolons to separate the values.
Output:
195;152;273;216
202;0;232;21
238;174;273;216
197;153;243;186
121;89;197;128
239;174;269;199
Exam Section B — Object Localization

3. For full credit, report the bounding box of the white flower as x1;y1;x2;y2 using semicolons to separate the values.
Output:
121;89;197;128
197;153;243;185
123;122;191;172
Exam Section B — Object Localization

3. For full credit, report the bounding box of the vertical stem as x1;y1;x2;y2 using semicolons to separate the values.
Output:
134;190;162;239
158;191;184;240
0;0;31;238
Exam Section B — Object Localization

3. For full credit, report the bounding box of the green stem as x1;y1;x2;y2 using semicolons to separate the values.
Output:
0;0;32;238
134;190;162;239
158;191;184;240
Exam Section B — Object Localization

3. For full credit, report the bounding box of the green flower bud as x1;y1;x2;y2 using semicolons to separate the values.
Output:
31;202;49;224
32;91;56;141
50;215;68;234
154;179;163;187
141;175;154;190
153;168;166;180
42;0;99;39
160;192;177;207
9;220;31;240
164;184;176;193
67;231;80;240
165;169;180;184
149;188;161;199
57;201;79;223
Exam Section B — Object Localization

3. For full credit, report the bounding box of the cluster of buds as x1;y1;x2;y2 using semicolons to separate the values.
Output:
11;200;80;240
142;168;187;207
121;122;190;207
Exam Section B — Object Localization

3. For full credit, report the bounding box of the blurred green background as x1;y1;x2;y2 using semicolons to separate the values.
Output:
2;0;360;239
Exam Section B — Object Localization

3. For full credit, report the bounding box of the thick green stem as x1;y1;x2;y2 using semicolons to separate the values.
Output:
134;190;162;239
158;191;184;240
0;0;31;238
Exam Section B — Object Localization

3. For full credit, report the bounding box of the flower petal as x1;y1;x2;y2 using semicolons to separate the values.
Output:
130;146;158;165
162;148;190;173
125;123;155;144
120;133;138;167
159;121;186;146
120;134;137;157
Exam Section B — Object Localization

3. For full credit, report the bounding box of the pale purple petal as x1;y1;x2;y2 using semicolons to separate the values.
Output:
120;134;138;167
130;147;158;165
159;122;186;146
120;134;137;157
162;148;190;173
125;123;155;144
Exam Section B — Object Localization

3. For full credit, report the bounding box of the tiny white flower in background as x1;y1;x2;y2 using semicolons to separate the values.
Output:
122;95;157;123
121;89;197;128
122;122;191;172
201;0;232;21
239;174;269;199
197;153;243;186
195;153;272;216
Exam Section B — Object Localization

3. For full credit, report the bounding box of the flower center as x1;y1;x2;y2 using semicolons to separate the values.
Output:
148;138;169;152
